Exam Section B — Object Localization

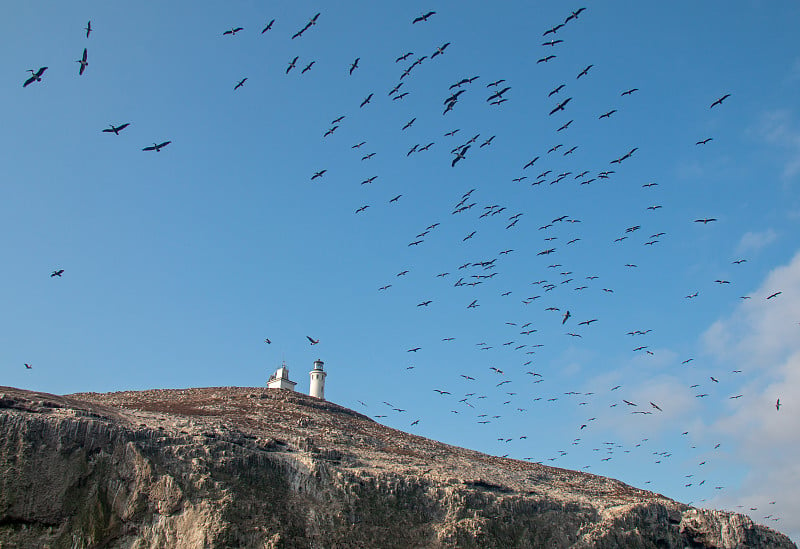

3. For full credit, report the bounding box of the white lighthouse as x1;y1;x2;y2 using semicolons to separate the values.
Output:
309;359;326;400
267;362;297;391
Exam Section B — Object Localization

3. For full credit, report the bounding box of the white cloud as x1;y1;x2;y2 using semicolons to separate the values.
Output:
736;229;778;256
756;110;800;180
702;250;800;542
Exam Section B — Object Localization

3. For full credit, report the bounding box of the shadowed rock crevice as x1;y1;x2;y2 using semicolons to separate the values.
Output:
0;386;794;548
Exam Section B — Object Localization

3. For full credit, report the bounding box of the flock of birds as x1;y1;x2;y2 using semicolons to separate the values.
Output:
22;6;789;528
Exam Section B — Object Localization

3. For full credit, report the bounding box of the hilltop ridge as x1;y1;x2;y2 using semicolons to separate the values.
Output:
0;386;795;548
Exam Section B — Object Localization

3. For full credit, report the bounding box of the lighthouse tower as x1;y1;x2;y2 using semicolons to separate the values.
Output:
309;359;326;400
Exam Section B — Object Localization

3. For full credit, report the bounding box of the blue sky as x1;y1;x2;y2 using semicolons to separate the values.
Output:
3;1;800;541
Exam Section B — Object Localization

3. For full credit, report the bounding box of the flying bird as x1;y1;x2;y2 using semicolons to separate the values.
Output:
286;56;298;74
306;336;320;345
311;170;326;180
223;27;244;36
76;48;88;75
360;93;373;108
565;7;587;23
301;61;315;74
234;77;247;90
577;64;593;78
431;43;450;58
349;58;360;75
292;13;320;39
710;94;731;108
24;363;32;369
102;123;130;135
549;97;572;115
23;67;48;87
261;19;275;33
696;138;713;145
85;21;92;38
413;11;436;24
50;269;64;277
142;141;171;152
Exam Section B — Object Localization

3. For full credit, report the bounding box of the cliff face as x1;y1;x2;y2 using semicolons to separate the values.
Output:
0;386;794;549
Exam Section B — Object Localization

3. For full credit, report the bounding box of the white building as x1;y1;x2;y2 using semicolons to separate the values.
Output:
309;359;326;400
267;362;297;391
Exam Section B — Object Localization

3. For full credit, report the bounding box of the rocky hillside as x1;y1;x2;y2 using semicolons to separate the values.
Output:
0;386;795;548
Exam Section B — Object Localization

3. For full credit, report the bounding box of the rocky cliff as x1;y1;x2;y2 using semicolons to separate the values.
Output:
0;386;794;548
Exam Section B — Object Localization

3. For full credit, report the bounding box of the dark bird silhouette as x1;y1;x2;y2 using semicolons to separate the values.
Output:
565;7;586;23
694;218;717;224
102;123;130;135
264;338;271;344
360;93;373;108
223;27;244;36
50;269;64;277
306;336;320;345
23;67;48;87
311;170;326;180
710;94;731;108
355;205;369;214
349;58;360;75
452;145;470;167
301;61;315;74
562;310;571;324
621;88;638;96
577;64;593;79
286;56;298;74
292;13;320;39
76;48;88;75
557;120;573;131
549;84;565;97
537;55;556;64
413;11;436;24
766;291;782;300
523;157;540;169
142;141;171;152
234;77;247;90
599;109;616;119
696;137;713;145
396;52;413;63
542;39;563;46
543;24;564;36
25;363;32;369
408;347;422;352
85;21;92;38
261;19;275;33
431;42;450;58
776;398;781;411
549;97;572;115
